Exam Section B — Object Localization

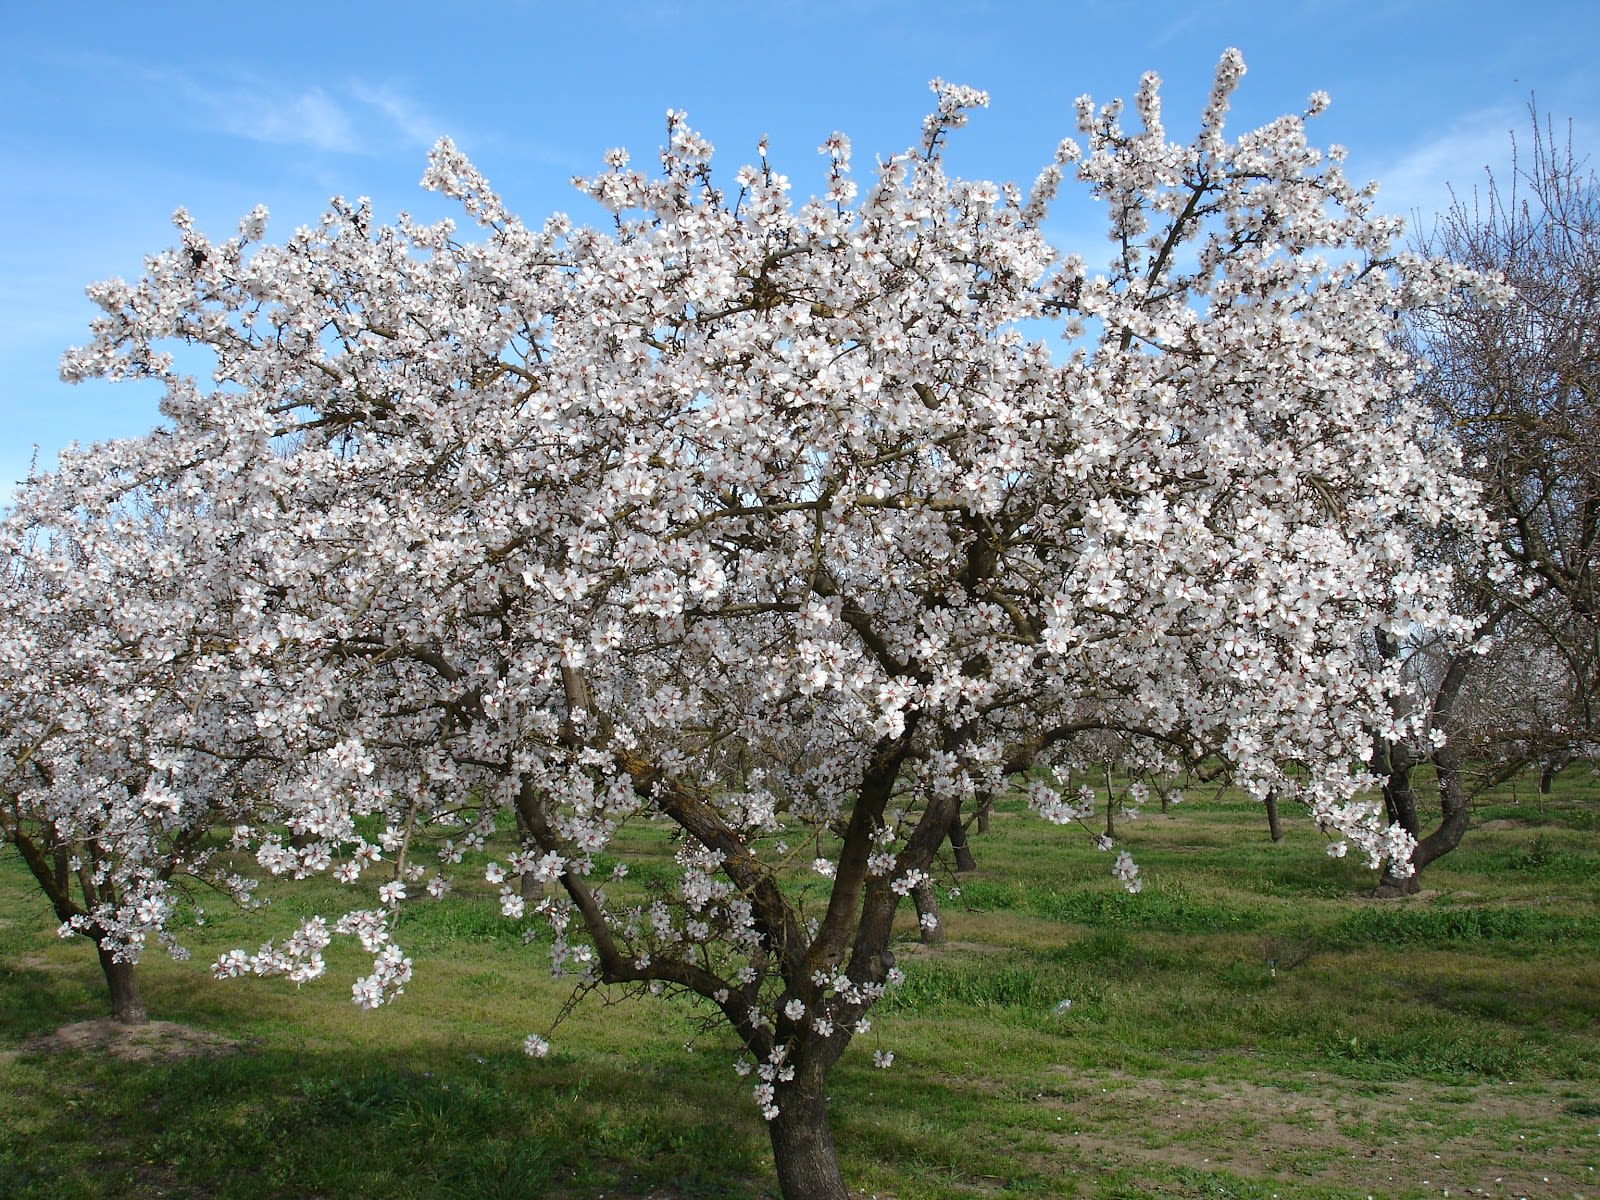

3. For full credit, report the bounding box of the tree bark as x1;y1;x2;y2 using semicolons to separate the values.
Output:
1375;646;1481;895
768;1073;849;1200
0;822;151;1021
519;871;544;904
947;807;977;873
911;878;946;945
1373;749;1423;896
1409;744;1474;876
1264;790;1284;843
1371;650;1424;895
97;944;148;1025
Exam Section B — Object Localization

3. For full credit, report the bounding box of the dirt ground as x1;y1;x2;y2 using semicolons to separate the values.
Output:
19;1019;241;1063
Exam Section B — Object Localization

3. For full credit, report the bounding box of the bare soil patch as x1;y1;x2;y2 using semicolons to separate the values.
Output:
20;1019;241;1063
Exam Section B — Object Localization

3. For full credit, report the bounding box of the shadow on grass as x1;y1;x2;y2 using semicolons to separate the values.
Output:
0;957;110;1042
1;1032;772;1200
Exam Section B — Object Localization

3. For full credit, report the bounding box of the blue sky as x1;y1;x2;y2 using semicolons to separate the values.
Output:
3;0;1595;499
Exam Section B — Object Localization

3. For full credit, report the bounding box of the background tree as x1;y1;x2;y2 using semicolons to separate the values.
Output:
1375;107;1600;892
0;478;266;1022
30;54;1487;1198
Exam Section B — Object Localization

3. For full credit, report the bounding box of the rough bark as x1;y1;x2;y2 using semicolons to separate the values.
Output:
1409;743;1475;876
1;818;151;1021
768;1072;850;1200
1371;629;1431;896
97;944;148;1025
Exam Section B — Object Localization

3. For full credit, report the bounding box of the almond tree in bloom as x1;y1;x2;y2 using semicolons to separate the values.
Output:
1;481;268;1023
20;52;1491;1197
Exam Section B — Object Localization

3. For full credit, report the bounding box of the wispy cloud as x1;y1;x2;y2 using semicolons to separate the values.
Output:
193;75;454;155
210;84;362;152
348;83;449;147
1364;109;1521;228
64;52;454;156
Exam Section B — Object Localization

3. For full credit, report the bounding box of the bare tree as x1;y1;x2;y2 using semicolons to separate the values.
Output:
1379;105;1600;892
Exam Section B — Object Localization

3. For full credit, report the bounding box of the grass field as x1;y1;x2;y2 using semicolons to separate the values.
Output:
3;773;1597;1199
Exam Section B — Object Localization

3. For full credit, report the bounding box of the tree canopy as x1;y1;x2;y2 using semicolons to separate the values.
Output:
1;52;1493;1198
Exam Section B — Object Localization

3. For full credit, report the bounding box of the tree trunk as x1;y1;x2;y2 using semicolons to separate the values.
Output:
768;1074;849;1200
1408;746;1474;877
1371;728;1423;895
947;808;978;873
1539;751;1571;794
1264;790;1284;843
911;878;946;945
97;944;148;1025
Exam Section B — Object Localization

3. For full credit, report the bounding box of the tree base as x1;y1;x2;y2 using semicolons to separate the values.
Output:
1367;876;1422;899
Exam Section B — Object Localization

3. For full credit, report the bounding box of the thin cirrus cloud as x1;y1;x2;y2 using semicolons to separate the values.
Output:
87;53;453;157
189;76;448;155
210;84;361;153
347;82;451;148
1363;109;1525;231
159;66;581;178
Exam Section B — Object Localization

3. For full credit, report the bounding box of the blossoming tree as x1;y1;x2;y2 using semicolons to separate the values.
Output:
19;51;1489;1197
1;473;268;1023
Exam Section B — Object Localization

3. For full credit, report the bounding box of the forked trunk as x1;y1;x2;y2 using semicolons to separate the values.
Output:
97;945;148;1025
768;1074;849;1200
1373;748;1473;896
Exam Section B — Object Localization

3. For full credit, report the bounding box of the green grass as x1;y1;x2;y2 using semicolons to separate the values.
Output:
3;773;1599;1199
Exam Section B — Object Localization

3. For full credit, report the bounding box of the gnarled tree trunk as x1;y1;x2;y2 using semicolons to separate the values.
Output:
769;1070;849;1200
1373;649;1476;896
